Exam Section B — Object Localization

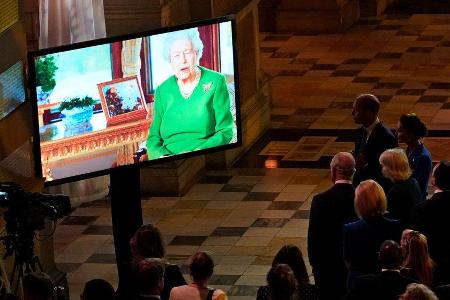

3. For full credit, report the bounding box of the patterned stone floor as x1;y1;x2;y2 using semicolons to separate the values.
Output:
54;13;450;300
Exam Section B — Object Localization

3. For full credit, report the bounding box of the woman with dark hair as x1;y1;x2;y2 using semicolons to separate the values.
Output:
258;264;297;300
401;230;436;287
396;113;432;199
130;224;186;300
81;279;115;300
169;251;227;300
257;245;318;300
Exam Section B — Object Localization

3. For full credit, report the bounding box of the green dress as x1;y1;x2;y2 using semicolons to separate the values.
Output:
147;66;234;160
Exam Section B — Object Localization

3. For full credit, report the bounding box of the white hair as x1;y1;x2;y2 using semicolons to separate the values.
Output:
162;28;204;63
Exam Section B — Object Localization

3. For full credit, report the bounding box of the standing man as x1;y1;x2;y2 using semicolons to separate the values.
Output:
352;94;398;189
410;161;450;284
308;152;358;300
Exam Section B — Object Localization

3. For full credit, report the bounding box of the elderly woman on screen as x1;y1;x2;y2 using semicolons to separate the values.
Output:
146;28;234;160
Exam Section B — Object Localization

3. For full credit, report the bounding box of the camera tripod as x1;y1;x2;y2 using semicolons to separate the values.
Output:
0;234;44;295
9;254;43;295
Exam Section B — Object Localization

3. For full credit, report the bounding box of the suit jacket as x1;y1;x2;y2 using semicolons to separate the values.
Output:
344;270;418;300
308;183;357;299
353;122;398;186
410;191;450;283
343;217;402;276
308;183;357;268
386;177;422;226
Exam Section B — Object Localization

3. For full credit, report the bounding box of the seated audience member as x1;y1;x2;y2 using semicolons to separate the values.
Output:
435;284;450;299
401;229;414;257
400;283;438;300
23;272;53;300
401;231;435;287
81;279;115;300
410;161;450;284
257;264;297;300
344;240;417;300
130;224;186;300
135;258;165;300
352;94;398;189
379;148;422;225
169;251;227;300
396;113;432;199
308;152;357;300
343;180;402;288
264;245;318;300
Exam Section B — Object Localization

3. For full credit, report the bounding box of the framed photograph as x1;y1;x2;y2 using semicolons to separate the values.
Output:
97;76;147;126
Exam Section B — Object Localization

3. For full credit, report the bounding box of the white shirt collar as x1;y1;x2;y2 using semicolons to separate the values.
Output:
382;268;400;273
335;180;353;184
364;117;380;140
139;295;161;299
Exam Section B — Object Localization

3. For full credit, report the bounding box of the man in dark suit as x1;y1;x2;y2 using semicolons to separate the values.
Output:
344;240;417;300
410;160;450;284
352;94;398;188
308;152;358;300
135;258;165;300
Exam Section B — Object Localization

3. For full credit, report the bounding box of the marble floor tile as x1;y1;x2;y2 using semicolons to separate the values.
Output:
235;236;273;247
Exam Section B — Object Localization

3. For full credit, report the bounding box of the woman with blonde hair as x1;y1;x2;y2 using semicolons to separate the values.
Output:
380;148;422;225
401;230;436;287
399;283;438;300
343;180;402;288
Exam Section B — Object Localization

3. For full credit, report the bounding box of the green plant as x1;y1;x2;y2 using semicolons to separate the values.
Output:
35;56;58;92
59;96;96;111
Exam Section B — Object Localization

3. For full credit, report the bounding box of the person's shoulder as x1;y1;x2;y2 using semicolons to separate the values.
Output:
156;75;177;92
382;216;401;225
344;219;363;231
200;66;225;81
170;285;185;292
313;184;349;204
213;288;228;300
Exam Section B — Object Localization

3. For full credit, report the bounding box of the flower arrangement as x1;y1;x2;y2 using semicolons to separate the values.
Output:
58;96;96;111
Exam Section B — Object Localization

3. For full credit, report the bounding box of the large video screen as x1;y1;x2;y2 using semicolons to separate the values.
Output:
29;16;240;184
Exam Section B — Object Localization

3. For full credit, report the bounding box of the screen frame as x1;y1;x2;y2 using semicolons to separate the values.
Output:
28;15;242;186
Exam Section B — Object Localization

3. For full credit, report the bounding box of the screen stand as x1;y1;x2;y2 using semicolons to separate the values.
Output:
110;165;143;298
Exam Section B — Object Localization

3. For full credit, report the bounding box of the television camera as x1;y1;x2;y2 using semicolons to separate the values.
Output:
0;182;71;294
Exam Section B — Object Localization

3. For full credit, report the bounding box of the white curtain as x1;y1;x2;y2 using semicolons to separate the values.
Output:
122;38;143;79
39;0;106;48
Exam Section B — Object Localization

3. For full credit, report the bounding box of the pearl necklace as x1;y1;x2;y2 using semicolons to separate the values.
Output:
178;68;201;99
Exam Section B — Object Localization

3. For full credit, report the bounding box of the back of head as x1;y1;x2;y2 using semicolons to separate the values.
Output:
130;224;165;262
82;279;115;300
189;251;214;283
330;152;356;180
354;180;387;220
400;114;427;139
433;160;450;190
379;240;403;269
379;148;412;182
403;231;434;286
135;258;165;294
400;283;437;300
23;272;53;300
272;244;309;284
355;94;380;114
267;264;297;300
